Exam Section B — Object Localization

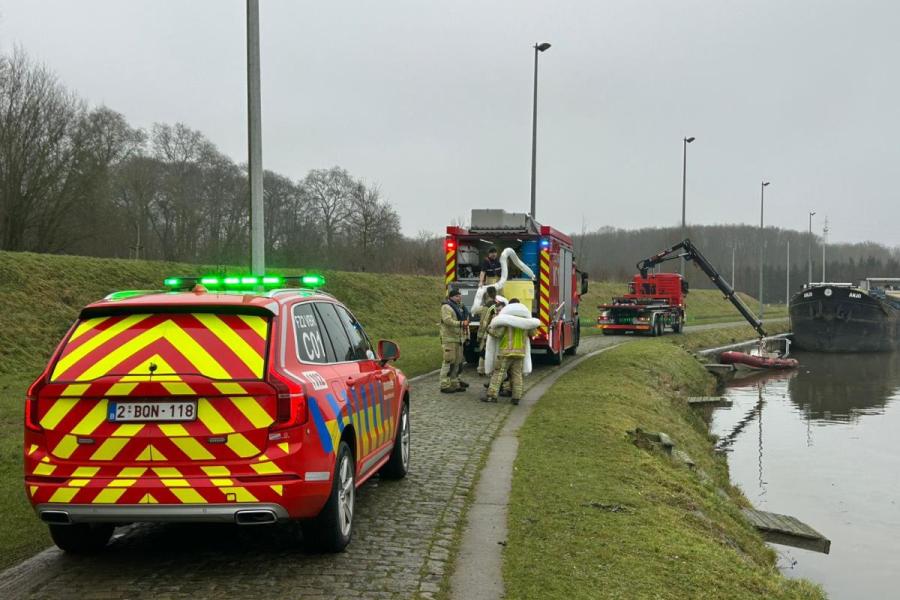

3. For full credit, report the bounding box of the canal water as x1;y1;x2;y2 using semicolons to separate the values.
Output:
711;352;900;599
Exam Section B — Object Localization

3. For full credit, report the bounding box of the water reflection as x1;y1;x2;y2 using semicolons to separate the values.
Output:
786;353;900;422
713;351;900;599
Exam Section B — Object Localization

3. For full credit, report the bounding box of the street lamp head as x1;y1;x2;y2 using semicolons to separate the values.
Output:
762;181;770;187
684;136;695;143
535;42;551;52
810;211;816;216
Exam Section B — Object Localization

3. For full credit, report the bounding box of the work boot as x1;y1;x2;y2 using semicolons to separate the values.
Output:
440;386;459;394
457;380;470;389
511;398;520;406
481;392;498;403
499;388;512;397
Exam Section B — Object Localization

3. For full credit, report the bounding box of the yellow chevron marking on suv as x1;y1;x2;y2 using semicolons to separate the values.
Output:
195;313;264;376
39;398;79;430
226;433;259;458
106;382;139;396
230;397;272;429
27;444;38;456
51;435;79;459
76;321;231;381
159;424;215;460
73;466;99;477
163;382;196;396
171;488;207;503
93;488;127;503
201;466;230;476
49;487;79;503
238;314;268;340
69;316;110;342
53;314;151;379
33;462;56;476
61;383;91;397
119;467;147;478
90;437;129;461
214;382;246;395
70;399;109;435
250;460;282;475
197;399;234;434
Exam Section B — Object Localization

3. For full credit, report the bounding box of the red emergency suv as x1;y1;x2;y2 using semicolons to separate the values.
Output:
24;275;409;553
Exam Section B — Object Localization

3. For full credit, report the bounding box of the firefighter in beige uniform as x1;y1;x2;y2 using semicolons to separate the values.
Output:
484;299;537;405
439;288;470;393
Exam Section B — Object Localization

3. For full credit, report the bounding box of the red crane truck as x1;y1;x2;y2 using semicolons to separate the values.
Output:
445;210;589;365
597;239;766;337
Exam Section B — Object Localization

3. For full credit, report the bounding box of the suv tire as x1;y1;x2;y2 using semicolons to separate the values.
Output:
49;523;114;554
380;401;410;479
303;441;354;553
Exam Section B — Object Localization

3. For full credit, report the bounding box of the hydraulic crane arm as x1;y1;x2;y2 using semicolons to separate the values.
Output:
636;239;767;338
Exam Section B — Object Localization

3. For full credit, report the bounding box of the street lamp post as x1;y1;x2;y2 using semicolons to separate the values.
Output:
680;136;695;276
247;0;264;275
530;42;551;220
808;211;816;284
759;181;770;321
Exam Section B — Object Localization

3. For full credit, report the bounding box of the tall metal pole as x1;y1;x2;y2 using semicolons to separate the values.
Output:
731;244;736;290
786;240;790;305
822;217;829;282
808;211;816;284
247;0;265;275
759;181;769;321
530;42;551;220
680;136;694;275
529;47;539;219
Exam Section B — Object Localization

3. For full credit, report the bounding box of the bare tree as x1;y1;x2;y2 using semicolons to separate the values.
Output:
0;48;86;251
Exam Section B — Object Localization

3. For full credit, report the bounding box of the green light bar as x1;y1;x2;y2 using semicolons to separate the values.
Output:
200;277;220;285
163;277;181;287
224;276;240;285
241;276;259;285
301;274;326;287
262;276;282;285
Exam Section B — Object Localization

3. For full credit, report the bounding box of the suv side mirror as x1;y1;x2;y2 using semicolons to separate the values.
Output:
580;272;589;295
681;279;690;294
377;339;400;365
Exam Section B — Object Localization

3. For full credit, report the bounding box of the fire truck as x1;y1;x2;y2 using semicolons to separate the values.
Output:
597;239;765;337
445;210;588;365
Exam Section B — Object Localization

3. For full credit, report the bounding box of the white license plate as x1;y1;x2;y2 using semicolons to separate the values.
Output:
108;401;197;422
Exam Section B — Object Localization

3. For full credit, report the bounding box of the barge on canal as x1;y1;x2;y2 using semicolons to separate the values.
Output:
790;278;900;352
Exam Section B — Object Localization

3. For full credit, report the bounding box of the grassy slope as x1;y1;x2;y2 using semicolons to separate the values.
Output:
581;280;789;335
504;339;822;600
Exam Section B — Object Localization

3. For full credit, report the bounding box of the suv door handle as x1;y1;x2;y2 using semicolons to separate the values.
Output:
346;376;366;387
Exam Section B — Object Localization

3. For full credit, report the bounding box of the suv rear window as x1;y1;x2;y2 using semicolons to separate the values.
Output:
50;312;269;382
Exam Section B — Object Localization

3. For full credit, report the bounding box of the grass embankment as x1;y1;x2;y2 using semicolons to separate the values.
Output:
581;280;788;336
505;340;822;599
0;250;445;569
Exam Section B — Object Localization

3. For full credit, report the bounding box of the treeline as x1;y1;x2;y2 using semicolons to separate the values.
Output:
0;48;442;274
573;225;900;303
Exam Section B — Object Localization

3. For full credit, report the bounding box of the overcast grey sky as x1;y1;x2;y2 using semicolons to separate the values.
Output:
1;0;897;246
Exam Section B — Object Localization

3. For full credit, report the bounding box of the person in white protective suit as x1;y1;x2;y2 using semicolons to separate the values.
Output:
482;299;541;405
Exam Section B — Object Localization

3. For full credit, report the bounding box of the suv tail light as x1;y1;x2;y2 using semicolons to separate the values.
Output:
268;369;307;429
25;376;45;432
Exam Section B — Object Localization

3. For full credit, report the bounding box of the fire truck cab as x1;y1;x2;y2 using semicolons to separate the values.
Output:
445;210;588;365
